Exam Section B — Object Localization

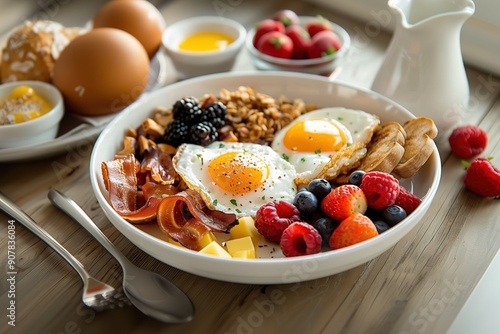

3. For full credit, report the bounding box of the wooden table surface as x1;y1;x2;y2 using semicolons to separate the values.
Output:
1;1;500;333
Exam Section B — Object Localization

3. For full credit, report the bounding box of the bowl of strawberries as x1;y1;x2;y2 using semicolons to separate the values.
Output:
246;9;351;76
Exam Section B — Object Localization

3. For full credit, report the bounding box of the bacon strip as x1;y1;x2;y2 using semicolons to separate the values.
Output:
120;182;178;224
140;146;176;185
101;154;138;214
157;189;238;250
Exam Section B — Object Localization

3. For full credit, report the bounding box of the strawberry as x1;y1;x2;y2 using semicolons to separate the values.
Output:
394;186;422;214
285;24;311;59
256;31;294;59
307;30;341;58
272;9;300;28
253;19;285;46
280;222;322;257
306;15;332;37
329;213;379;249
449;125;488;159
320;184;367;222
463;157;500;197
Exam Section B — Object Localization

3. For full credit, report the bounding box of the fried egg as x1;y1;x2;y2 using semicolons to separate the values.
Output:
173;141;297;217
272;107;379;182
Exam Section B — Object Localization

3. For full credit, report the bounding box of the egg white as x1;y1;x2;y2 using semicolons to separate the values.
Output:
272;107;379;180
173;141;297;217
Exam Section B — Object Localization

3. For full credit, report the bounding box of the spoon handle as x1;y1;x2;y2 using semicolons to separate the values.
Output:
0;191;89;282
48;188;132;268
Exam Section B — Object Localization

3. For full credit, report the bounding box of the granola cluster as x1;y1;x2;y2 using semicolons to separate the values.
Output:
217;86;314;144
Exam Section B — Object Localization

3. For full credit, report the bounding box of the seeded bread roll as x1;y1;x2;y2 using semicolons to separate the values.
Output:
1;20;82;83
392;117;438;179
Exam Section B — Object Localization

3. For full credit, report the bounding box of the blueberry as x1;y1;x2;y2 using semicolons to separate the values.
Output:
307;179;332;201
312;217;338;246
293;190;318;215
381;205;407;226
348;170;366;186
364;207;382;222
374;220;390;234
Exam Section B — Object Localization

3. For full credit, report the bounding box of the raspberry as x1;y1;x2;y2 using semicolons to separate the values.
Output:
280;222;322;257
449;125;488;159
254;201;301;243
463;157;500;197
329;212;378;249
394;186;421;214
360;171;400;210
320;184;367;221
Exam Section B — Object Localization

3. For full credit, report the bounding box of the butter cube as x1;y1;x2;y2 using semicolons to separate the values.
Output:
230;216;261;248
226;236;256;259
199;231;218;249
199;241;232;258
167;237;185;248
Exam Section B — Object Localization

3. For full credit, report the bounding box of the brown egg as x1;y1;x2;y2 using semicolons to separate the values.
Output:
52;27;150;116
93;0;165;58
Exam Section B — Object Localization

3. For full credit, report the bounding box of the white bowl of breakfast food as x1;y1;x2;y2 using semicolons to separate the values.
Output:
89;72;441;284
246;10;350;76
0;81;64;149
162;16;246;79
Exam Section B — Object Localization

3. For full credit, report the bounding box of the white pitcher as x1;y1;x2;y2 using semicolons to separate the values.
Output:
371;0;475;149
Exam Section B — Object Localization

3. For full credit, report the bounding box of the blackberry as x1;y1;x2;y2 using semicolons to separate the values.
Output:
163;120;190;147
200;101;227;129
172;97;203;124
189;121;218;146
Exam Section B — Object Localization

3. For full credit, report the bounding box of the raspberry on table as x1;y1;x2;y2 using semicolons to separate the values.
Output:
463;157;500;197
320;184;367;221
254;201;302;243
449;125;488;159
280;222;322;257
360;171;400;210
329;212;379;249
394;186;421;214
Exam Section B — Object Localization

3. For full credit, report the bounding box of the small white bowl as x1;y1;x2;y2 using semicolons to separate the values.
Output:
162;16;246;79
246;16;351;76
0;81;64;149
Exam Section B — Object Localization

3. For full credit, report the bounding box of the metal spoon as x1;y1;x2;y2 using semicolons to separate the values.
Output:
48;188;194;324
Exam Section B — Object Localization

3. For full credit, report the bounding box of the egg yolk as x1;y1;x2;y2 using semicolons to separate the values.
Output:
283;118;348;152
208;151;270;195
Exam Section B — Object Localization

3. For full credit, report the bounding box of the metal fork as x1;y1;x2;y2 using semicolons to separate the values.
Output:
0;191;130;310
